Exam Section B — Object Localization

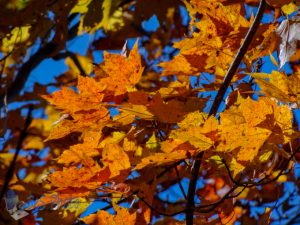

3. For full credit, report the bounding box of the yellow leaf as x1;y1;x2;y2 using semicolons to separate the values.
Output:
281;2;298;15
99;131;126;148
146;133;159;150
65;54;93;76
216;97;293;163
170;112;218;151
160;1;250;77
252;71;300;105
2;26;30;52
24;136;44;150
63;197;89;218
119;104;154;120
70;0;93;14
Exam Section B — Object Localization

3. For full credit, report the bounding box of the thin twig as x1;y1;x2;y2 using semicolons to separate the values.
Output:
0;105;33;201
174;166;187;200
185;1;266;224
138;196;185;217
99;160;183;212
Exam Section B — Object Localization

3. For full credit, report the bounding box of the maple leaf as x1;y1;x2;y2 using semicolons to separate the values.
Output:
55;131;102;165
102;143;131;182
43;76;110;140
26;187;91;210
48;158;110;189
81;207;136;225
170;112;218;151
3;1;300;224
252;71;300;106
216;97;293;163
135;151;188;170
95;40;144;96
160;0;250;77
148;93;207;123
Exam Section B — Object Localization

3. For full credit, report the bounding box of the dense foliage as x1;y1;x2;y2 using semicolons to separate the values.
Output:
0;0;300;224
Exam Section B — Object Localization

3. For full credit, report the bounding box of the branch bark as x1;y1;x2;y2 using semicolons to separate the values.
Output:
185;1;266;224
0;105;33;202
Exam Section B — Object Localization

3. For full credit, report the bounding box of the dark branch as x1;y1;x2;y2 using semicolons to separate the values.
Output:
99;160;183;212
138;196;185;217
222;149;297;188
0;105;33;201
193;149;298;215
175;166;187;200
53;51;87;76
0;21;79;108
185;1;266;224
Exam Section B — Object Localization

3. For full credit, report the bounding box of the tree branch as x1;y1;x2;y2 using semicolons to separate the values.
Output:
138;196;185;217
0;20;79;108
175;166;187;200
53;51;87;76
185;1;266;224
0;105;33;202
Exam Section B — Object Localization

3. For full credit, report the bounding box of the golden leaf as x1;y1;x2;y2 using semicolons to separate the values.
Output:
170;112;218;151
102;143;131;181
252;71;300;105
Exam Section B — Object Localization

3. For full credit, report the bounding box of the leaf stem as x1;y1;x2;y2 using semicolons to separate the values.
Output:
185;1;266;224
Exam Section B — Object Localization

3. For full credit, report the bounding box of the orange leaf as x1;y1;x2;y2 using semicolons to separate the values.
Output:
102;143;131;182
95;40;144;95
81;207;136;225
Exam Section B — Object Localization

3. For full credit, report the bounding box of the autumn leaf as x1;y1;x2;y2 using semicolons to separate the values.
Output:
135;151;188;170
42;76;110;139
57;131;102;165
148;93;207;123
160;0;250;77
26;187;91;210
252;71;300;106
95;40;144;96
216;97;293;162
48;159;110;189
170;112;218;151
81;207;136;225
102;143;131;182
